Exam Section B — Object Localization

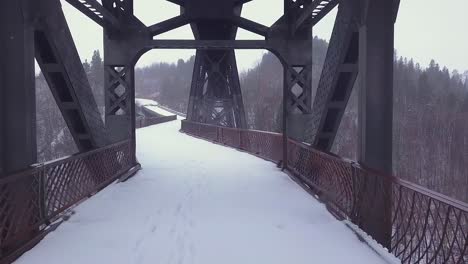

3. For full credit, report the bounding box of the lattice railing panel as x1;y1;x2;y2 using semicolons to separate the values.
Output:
0;140;134;260
389;182;468;264
242;130;283;162
182;120;282;162
219;127;241;148
0;173;44;253
198;123;219;142
287;140;355;217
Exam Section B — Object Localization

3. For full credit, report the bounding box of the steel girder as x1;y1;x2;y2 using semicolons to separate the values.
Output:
181;1;248;129
0;0;37;175
101;0;143;168
35;0;108;151
308;1;360;151
65;0;339;41
147;40;269;50
266;1;315;144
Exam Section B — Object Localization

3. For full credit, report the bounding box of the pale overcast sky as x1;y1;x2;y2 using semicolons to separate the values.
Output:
61;0;468;73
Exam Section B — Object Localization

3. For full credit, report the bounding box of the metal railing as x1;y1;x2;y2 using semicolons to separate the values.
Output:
0;140;137;262
181;120;468;264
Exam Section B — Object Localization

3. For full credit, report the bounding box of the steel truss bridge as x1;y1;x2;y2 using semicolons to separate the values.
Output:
0;0;466;263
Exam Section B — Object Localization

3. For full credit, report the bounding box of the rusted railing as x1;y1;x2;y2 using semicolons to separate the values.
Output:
0;140;138;262
181;120;468;264
181;120;282;162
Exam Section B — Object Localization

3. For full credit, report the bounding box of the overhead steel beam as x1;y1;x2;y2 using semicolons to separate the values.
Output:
230;16;269;37
187;50;247;128
234;0;253;4
294;0;339;32
65;0;120;29
147;39;269;50
149;14;190;36
166;0;185;5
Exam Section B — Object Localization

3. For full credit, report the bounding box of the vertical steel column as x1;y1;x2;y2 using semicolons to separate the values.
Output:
278;0;313;167
0;0;37;175
186;4;247;129
0;0;38;253
357;0;396;248
103;0;140;165
282;66;289;169
187;49;247;128
187;50;206;122
281;0;313;144
227;51;247;129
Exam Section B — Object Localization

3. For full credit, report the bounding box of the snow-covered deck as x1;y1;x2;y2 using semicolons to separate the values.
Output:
16;121;397;264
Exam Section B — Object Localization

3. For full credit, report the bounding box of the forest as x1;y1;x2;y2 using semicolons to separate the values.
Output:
35;37;468;202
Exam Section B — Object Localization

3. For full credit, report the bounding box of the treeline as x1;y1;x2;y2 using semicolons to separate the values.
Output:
333;56;468;202
135;57;194;113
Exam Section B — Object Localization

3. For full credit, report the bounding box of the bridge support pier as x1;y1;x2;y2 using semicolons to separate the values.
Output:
278;8;314;144
187;49;247;128
102;0;146;165
357;0;396;249
186;12;247;129
0;0;39;254
0;0;37;175
274;1;314;167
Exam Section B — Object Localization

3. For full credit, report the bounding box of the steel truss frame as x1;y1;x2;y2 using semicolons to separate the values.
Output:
0;0;401;254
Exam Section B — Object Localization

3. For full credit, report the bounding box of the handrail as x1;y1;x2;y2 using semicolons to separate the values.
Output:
354;163;468;212
290;138;468;211
0;140;130;186
181;120;468;264
0;139;137;262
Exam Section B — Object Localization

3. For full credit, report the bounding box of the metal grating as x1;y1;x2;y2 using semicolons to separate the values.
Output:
0;140;134;260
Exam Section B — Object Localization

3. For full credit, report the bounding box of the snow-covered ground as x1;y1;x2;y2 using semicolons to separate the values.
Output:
15;121;399;264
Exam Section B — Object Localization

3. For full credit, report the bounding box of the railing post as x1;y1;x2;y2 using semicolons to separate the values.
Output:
0;1;40;255
357;0;395;248
29;163;48;225
282;66;288;170
239;130;242;149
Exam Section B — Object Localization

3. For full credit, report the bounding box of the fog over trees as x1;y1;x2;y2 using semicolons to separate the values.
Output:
35;37;468;202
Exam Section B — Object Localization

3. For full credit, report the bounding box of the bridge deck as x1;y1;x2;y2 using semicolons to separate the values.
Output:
15;121;397;264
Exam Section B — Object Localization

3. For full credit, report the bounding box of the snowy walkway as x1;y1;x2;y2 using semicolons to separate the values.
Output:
16;121;397;264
